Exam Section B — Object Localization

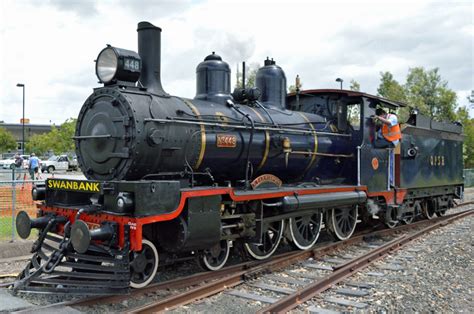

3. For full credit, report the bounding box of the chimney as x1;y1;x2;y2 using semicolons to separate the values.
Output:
137;21;166;95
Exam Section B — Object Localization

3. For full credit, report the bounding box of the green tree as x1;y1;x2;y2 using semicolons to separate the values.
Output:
456;106;474;168
26;119;77;155
377;72;407;103
0;127;17;152
404;67;457;121
377;72;409;120
349;79;360;91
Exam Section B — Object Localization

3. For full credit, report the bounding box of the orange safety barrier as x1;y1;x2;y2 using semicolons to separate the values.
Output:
0;183;38;217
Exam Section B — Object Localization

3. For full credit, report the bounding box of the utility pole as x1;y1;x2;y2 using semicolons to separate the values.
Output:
16;83;25;154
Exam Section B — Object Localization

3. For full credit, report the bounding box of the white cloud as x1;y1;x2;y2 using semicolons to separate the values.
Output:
0;0;472;124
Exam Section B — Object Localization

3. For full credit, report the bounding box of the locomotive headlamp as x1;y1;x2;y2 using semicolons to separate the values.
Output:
96;45;142;84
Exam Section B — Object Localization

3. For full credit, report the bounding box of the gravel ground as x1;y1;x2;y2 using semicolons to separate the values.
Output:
170;206;473;314
0;258;29;276
308;208;473;313
0;202;471;313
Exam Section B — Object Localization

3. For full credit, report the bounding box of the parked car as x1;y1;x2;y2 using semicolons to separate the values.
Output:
41;155;78;173
0;157;15;169
0;154;30;169
0;153;15;160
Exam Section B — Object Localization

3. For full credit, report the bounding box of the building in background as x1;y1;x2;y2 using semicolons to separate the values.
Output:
0;122;52;152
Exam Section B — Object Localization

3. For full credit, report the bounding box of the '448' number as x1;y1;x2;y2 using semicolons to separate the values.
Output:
124;58;140;71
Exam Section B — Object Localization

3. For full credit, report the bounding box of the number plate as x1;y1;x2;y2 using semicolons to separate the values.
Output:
123;58;141;72
216;134;237;148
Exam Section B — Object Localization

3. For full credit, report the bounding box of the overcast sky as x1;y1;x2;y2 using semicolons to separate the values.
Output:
0;0;472;124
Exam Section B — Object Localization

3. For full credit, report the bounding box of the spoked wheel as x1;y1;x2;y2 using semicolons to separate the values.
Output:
130;239;159;288
326;206;358;241
197;240;231;271
244;219;285;260
384;207;399;229
403;201;419;224
438;197;454;217
289;212;323;250
401;213;414;224
423;200;436;220
436;198;449;217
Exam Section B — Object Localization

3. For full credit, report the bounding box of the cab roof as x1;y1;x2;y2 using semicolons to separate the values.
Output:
287;89;407;109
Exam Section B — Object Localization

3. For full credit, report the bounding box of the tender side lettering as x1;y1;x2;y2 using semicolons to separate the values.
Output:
429;155;445;167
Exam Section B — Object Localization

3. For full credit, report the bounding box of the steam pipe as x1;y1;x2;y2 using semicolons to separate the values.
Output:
282;191;367;212
137;21;166;96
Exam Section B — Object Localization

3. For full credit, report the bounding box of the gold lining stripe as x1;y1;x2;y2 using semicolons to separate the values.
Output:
184;100;206;169
298;112;318;172
248;107;270;171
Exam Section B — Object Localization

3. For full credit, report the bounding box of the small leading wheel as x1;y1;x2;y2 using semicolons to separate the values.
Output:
244;219;285;260
197;240;231;271
289;212;323;250
326;206;358;241
130;239;159;288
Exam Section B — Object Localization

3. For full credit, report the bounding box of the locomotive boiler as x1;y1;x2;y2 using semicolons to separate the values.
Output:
14;21;463;294
76;22;350;184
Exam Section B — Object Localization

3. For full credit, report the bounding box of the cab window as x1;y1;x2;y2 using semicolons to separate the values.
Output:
347;103;361;130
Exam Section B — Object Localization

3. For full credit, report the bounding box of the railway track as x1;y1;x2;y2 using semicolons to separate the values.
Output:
11;204;472;313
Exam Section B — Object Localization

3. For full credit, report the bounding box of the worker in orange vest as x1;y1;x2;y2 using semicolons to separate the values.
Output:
373;108;402;148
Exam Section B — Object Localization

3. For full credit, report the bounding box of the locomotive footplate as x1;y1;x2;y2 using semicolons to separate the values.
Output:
13;226;131;295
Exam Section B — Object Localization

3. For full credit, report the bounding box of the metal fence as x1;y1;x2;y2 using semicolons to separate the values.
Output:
465;168;474;187
0;167;473;242
0;168;44;241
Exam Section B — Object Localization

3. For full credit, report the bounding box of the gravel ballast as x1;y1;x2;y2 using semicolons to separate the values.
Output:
0;205;472;313
311;212;473;313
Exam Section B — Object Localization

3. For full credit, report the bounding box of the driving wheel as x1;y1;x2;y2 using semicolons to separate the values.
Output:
289;212;323;250
326;206;358;241
197;240;231;271
244;219;285;260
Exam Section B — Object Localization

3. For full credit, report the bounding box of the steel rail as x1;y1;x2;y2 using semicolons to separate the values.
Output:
12;205;472;313
258;209;473;313
127;272;246;313
10;252;295;312
123;208;472;313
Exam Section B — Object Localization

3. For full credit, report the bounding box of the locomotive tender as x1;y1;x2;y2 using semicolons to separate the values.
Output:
15;22;464;294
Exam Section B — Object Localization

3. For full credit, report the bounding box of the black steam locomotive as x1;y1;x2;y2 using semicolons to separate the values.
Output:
15;22;464;294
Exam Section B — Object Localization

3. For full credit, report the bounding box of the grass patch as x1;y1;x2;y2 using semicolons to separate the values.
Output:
0;216;14;240
0;216;37;241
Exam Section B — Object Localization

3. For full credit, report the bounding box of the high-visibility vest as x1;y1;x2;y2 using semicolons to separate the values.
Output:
382;114;402;142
